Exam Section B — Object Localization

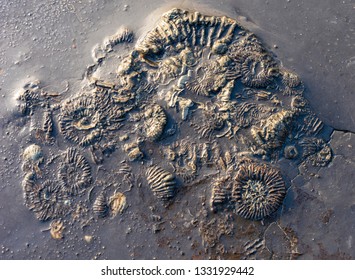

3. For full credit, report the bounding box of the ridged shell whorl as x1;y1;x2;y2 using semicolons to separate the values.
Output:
232;162;286;220
146;165;176;200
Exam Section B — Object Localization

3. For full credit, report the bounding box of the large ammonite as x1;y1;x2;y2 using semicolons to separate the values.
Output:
24;178;70;221
59;94;103;146
232;161;286;220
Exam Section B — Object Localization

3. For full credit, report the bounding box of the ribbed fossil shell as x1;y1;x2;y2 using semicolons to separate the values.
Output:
281;70;302;88
210;176;233;212
236;52;278;88
300;137;332;167
93;192;108;218
136;8;240;57
251;110;294;151
109;192;127;217
146;165;176;200
142;104;167;141
22;144;43;166
59;95;103;146
58;148;92;196
232;162;286;220
25;179;70;221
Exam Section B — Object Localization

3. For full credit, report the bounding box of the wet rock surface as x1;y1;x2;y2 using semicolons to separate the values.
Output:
0;1;354;260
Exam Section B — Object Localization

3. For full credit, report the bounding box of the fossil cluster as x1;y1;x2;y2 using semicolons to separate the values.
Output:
16;8;332;253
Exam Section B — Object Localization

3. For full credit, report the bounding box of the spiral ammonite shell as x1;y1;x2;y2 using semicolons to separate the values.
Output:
232;162;286;220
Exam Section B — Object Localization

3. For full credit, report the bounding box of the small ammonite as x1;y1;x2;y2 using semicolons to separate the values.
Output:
236;51;278;88
58;148;92;196
251;110;294;151
142;104;167;141
232;162;286;220
25;180;71;221
300;137;332;167
284;145;299;159
281;70;302;88
146;165;176;200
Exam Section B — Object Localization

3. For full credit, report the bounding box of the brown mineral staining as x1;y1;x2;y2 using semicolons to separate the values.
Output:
108;192;127;217
50;220;65;240
232;162;286;220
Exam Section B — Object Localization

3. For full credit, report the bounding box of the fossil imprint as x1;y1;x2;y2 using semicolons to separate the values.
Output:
17;7;333;235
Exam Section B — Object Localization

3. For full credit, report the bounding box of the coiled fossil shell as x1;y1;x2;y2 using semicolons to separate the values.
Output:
236;52;278;88
59;95;103;146
251;110;294;151
142;104;167;141
22;143;43;163
300;137;332;167
232;162;286;220
58;148;92;196
146;165;176;200
25;179;70;221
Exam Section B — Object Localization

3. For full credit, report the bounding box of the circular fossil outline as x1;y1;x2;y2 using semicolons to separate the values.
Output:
232;162;286;220
25;179;71;221
58;148;92;196
235;51;278;88
59;94;104;146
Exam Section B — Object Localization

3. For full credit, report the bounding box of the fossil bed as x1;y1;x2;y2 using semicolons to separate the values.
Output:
0;0;354;260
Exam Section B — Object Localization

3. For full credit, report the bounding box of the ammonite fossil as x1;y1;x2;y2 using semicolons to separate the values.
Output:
210;175;233;212
237;52;278;88
58;148;92;196
14;7;334;253
232;162;286;220
24;179;70;221
300;137;332;167
108;192;127;217
142;104;167;141
59;95;103;146
251;110;294;151
22;144;44;173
